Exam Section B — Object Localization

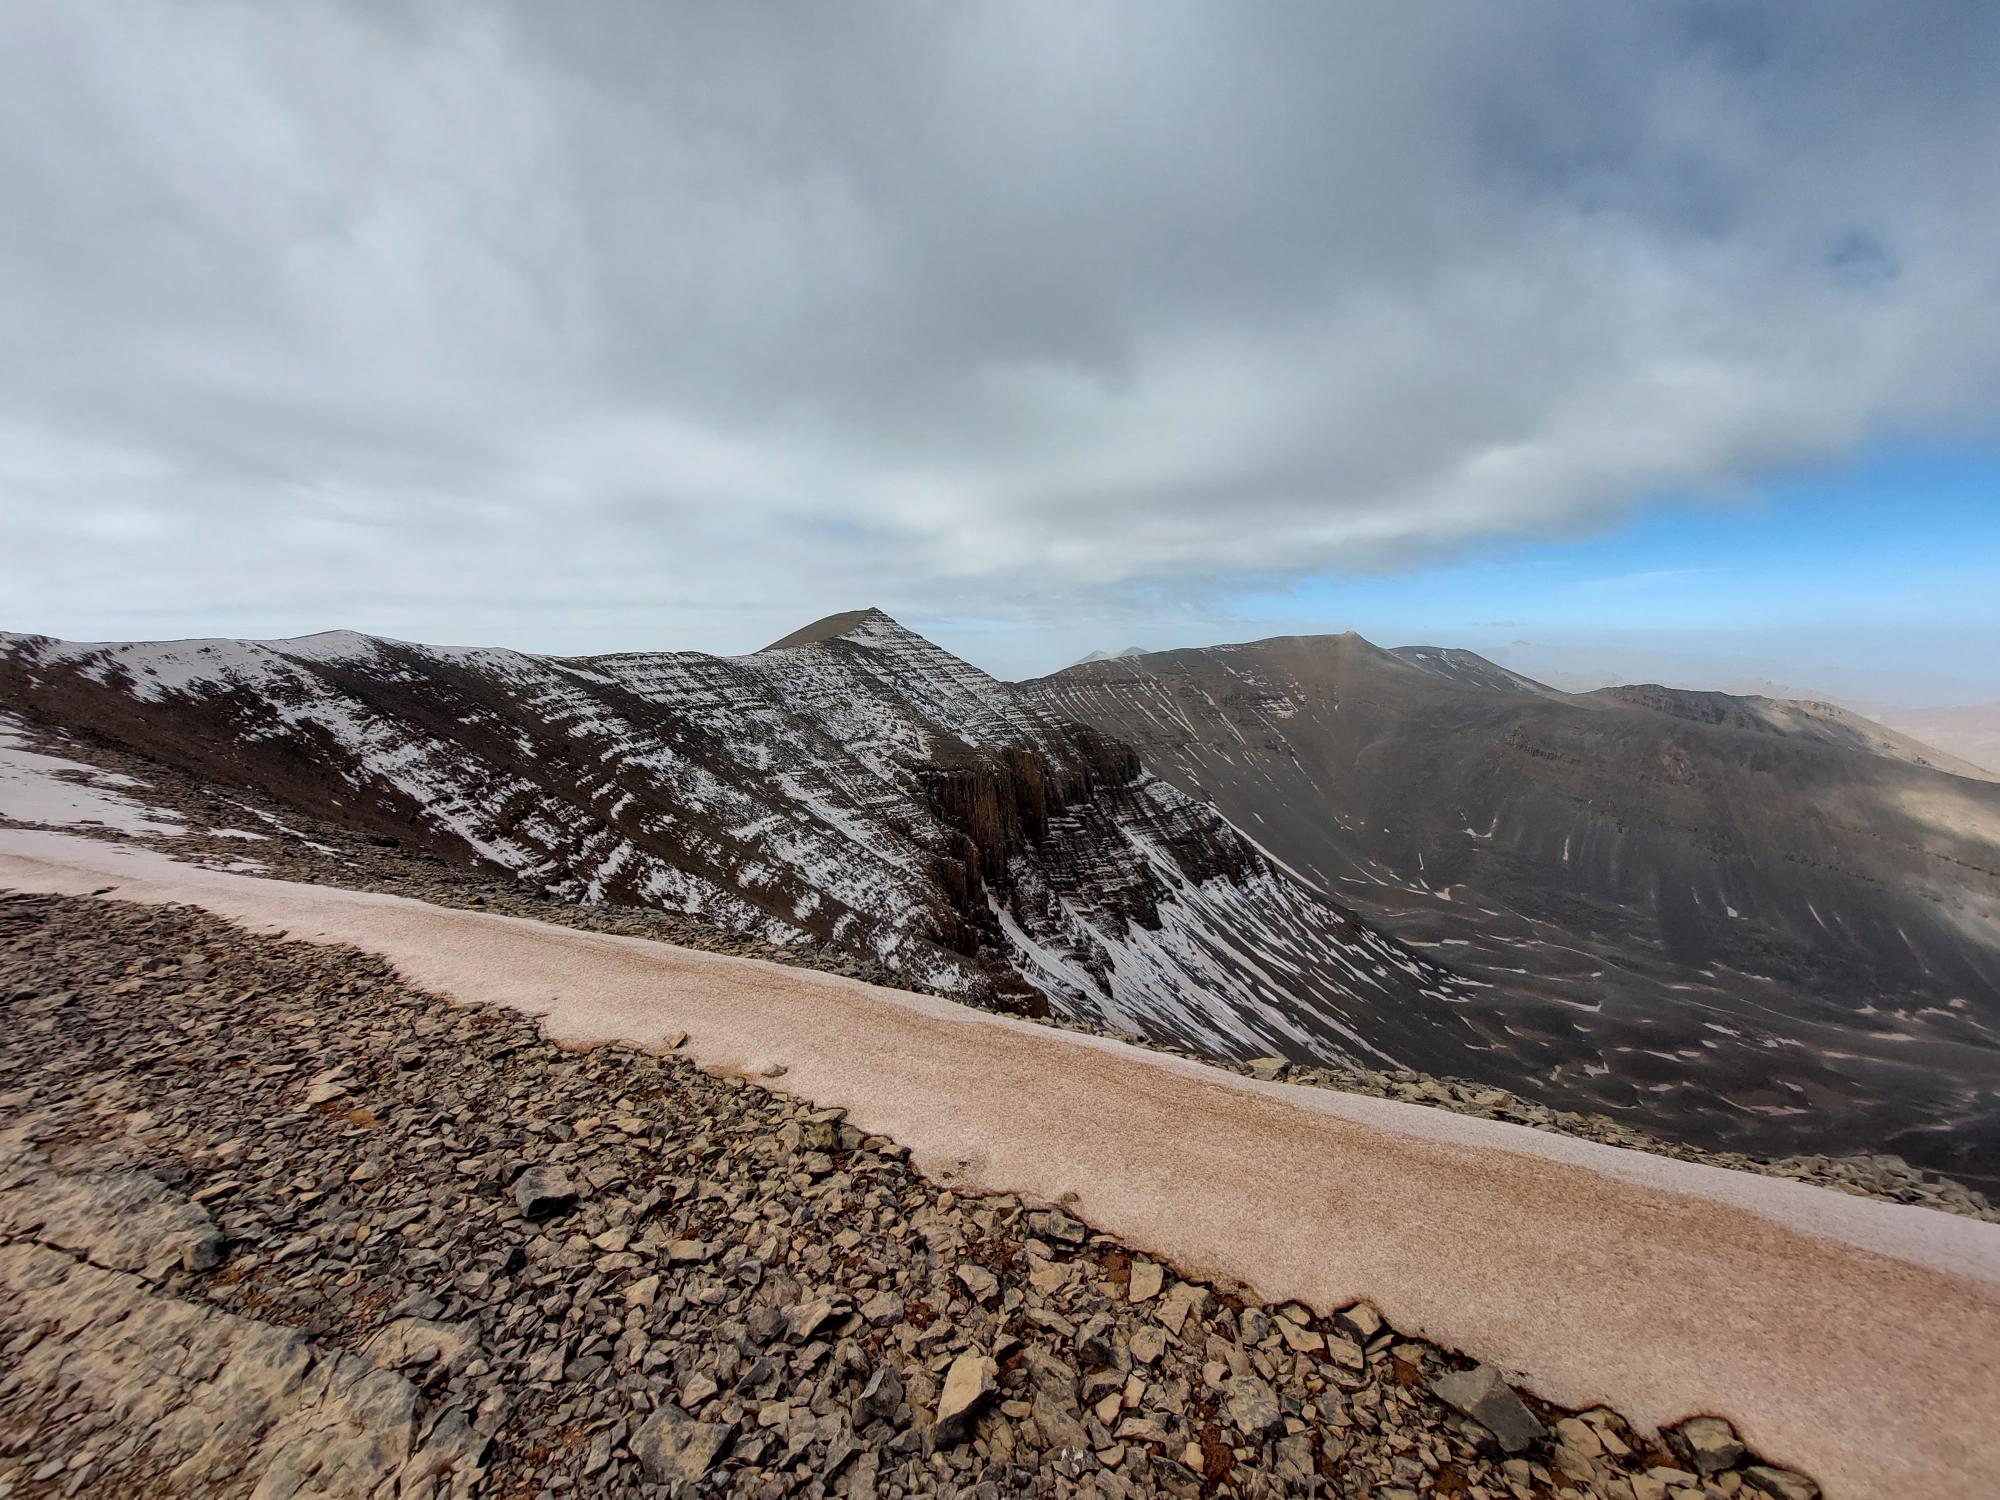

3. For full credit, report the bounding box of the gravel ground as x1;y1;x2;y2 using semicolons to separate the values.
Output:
0;891;1826;1500
3;712;1991;1225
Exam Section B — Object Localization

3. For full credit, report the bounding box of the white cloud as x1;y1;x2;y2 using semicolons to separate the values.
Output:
1;1;1996;668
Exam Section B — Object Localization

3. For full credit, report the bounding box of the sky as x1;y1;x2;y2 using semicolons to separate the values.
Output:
2;2;1998;702
1214;444;2000;703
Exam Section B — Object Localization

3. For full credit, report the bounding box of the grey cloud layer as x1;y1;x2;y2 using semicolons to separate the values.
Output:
2;1;1996;657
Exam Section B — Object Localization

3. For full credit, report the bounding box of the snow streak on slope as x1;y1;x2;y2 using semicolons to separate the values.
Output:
0;711;184;836
1389;646;1558;696
0;614;1480;1068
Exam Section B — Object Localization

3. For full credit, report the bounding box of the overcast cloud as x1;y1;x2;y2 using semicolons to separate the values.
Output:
2;1;1997;674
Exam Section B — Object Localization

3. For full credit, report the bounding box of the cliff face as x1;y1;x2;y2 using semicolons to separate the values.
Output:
0;613;1477;1067
912;724;1264;996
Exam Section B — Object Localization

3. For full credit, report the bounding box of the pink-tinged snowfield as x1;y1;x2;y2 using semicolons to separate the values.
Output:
3;826;1997;1499
0;713;185;835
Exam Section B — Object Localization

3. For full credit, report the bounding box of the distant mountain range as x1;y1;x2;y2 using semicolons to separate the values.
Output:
1023;630;2000;1187
1475;645;2000;776
1071;646;1147;666
1864;701;2000;778
5;611;1996;1186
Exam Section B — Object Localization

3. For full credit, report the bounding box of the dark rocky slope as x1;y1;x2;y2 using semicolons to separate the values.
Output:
0;613;1475;1071
0;890;1827;1499
1024;633;2000;1189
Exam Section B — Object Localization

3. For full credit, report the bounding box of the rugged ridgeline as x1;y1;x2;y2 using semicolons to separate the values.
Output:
1024;634;2000;1189
0;612;1476;1070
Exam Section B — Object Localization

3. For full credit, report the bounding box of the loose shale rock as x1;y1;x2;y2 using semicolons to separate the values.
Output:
0;889;1832;1498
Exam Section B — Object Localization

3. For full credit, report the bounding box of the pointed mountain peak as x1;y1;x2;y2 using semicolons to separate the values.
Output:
1072;645;1147;666
760;606;905;653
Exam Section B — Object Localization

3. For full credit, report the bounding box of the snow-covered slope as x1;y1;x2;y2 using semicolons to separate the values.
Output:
0;612;1479;1067
1388;645;1559;696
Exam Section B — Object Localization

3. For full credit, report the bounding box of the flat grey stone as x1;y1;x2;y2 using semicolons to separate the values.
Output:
1429;1364;1546;1454
631;1404;732;1483
1223;1373;1283;1436
511;1165;578;1220
935;1352;997;1445
1670;1415;1746;1476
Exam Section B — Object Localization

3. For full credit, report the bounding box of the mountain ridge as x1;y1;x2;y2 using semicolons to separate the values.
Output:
10;609;1998;1183
0;612;1482;1074
1023;626;2000;1187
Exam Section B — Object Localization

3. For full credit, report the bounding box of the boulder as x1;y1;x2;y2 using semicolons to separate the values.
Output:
1669;1415;1746;1476
1223;1373;1283;1436
1127;1260;1164;1303
1336;1301;1386;1345
1429;1364;1546;1454
859;1364;903;1424
1030;1391;1088;1456
786;1295;840;1341
510;1166;578;1220
631;1404;732;1483
1743;1466;1820;1500
1028;1209;1089;1246
935;1353;997;1444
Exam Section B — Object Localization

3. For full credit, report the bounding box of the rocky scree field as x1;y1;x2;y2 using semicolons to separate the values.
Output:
0;889;1827;1500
